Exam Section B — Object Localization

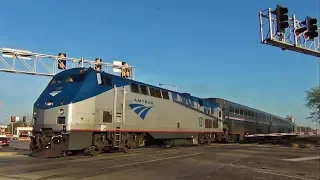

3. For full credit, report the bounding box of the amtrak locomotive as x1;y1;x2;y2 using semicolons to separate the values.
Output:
29;67;294;157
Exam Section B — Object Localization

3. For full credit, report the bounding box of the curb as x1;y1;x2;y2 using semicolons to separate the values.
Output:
0;152;17;156
291;143;317;149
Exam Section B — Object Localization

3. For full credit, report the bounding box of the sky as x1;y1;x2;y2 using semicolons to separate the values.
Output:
0;0;319;128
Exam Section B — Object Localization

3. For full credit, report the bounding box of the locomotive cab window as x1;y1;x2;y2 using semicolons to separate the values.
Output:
50;76;66;84
130;83;139;93
66;73;87;83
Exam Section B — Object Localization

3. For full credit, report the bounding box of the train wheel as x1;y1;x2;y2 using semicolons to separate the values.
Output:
123;145;132;153
84;145;101;156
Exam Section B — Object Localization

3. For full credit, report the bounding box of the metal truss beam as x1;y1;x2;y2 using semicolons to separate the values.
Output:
0;47;136;80
259;8;320;57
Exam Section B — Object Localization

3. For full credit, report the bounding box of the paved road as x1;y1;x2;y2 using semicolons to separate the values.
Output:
8;140;30;150
0;144;319;180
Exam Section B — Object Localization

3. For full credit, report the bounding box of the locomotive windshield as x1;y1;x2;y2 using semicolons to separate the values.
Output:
49;73;88;84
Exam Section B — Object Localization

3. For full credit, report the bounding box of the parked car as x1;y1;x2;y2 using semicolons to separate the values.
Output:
0;137;10;146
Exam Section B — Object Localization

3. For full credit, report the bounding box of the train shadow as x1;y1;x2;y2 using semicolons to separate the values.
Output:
241;136;320;149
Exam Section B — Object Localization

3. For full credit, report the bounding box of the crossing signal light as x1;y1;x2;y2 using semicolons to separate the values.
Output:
274;5;289;33
95;58;102;72
295;27;307;36
120;62;130;78
10;116;15;123
305;16;318;40
57;53;67;70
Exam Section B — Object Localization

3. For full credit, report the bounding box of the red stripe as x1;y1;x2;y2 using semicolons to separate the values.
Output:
70;129;224;133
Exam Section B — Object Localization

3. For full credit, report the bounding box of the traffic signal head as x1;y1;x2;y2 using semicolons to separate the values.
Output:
275;5;289;33
23;116;26;123
295;27;307;35
58;53;67;70
120;62;130;78
10;116;15;123
304;16;318;39
95;58;102;72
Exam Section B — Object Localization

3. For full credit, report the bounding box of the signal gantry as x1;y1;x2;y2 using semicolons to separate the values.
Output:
0;47;135;79
259;4;319;57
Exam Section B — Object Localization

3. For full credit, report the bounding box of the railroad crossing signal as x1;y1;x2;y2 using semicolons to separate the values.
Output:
120;62;130;78
294;26;307;36
274;5;289;33
112;60;132;78
10;116;15;123
304;16;318;40
57;53;67;70
95;58;102;72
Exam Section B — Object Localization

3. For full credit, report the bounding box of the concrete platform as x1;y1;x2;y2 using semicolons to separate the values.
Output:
0;144;318;180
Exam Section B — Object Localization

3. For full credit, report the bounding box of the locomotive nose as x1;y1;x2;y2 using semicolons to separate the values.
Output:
33;105;70;133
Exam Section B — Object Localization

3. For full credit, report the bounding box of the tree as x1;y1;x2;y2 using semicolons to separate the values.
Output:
306;86;320;126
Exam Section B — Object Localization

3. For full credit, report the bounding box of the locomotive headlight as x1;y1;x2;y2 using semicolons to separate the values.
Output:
45;101;54;106
59;109;64;115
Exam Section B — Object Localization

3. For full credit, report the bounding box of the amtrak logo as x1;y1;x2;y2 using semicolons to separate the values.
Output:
133;98;153;105
129;104;153;120
50;90;61;97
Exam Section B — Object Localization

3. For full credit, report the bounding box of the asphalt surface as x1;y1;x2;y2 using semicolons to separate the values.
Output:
8;140;30;150
0;143;319;180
